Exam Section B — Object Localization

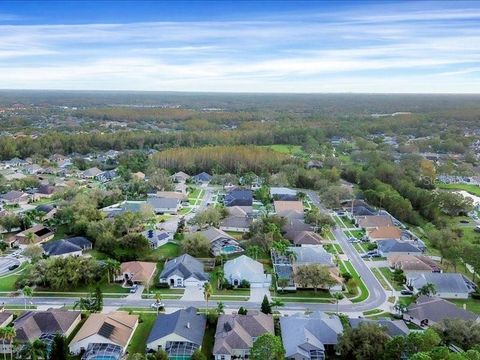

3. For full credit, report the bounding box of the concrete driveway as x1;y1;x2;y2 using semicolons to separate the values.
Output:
181;286;205;301
248;287;271;302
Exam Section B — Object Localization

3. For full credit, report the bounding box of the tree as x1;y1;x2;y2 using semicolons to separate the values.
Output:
250;333;285;360
22;245;44;262
261;295;272;314
246;245;261;260
147;349;168;360
22;286;33;310
238;307;248;315
48;334;69;360
434;319;480;350
294;264;336;293
305;208;335;234
19;339;47;360
25;231;35;245
384;336;407;360
332;292;344;314
0;327;6;360
277;277;289;293
211;267;224;290
3;326;16;360
337;323;390;360
270;299;284;312
404;329;441;355
130;354;146;360
182;233;210;257
94;286;103;312
203;282;213;311
418;283;436;297
191;349;207;360
103;258;121;283
192;207;222;228
216;301;225;315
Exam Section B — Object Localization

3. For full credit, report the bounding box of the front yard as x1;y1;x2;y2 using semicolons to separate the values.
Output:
127;312;157;359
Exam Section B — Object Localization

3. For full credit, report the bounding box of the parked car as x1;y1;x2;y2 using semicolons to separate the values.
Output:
460;219;470;224
361;254;370;259
151;301;165;310
8;264;19;271
129;285;138;293
400;290;413;295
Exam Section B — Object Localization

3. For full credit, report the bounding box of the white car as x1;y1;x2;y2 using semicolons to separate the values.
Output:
151;301;164;309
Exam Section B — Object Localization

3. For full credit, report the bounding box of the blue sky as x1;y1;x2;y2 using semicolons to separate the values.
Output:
0;0;479;93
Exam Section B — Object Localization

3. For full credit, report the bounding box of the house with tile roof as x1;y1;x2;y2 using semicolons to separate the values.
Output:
119;261;157;286
70;312;138;355
213;312;274;360
356;215;394;230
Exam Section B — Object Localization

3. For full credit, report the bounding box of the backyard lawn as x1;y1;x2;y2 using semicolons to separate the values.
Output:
127;312;157;358
149;243;181;260
437;183;480;196
451;299;480;314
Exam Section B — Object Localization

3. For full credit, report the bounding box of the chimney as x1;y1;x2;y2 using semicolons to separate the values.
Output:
186;322;191;329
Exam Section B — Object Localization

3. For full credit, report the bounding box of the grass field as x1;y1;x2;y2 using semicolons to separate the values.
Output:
379;267;404;291
343;260;369;303
451;299;480;314
437;183;480;196
371;268;391;290
149;243;181;260
127;312;157;358
266;144;306;157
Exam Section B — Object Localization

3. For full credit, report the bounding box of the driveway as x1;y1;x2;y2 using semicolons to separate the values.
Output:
0;257;21;276
248;287;271;302
181;286;205;301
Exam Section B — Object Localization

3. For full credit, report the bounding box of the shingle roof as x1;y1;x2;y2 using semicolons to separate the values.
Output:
356;215;394;229
14;309;81;343
160;254;209;281
147;196;180;209
193;172;212;182
293;231;323;246
280;312;343;358
368;226;402;240
199;227;234;243
388;254;441;272
409;273;471;294
289;246;333;266
2;190;27;202
377;239;422;254
220;215;252;230
213;312;274;355
147;307;206;346
406;296;479;323
224;188;253;207
42;237;92;256
83;167;102;177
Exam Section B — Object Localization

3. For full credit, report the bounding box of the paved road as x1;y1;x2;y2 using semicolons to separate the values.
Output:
0;188;388;313
0;257;20;276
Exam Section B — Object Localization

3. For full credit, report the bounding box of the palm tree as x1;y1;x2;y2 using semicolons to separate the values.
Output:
104;259;121;283
73;297;94;312
211;268;224;290
19;339;46;360
203;282;213;312
393;303;407;316
418;283;436;297
3;327;15;360
216;301;225;315
286;250;297;264
25;232;35;245
22;286;33;310
270;299;284;312
332;292;344;314
272;240;288;256
0;327;7;360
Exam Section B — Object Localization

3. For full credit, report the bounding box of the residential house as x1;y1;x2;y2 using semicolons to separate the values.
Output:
146;196;181;214
198;227;243;256
32;184;56;201
356;215;394;230
2;157;27;169
43;237;92;258
192;172;212;184
142;229;172;248
1;190;29;205
388;254;441;273
152;191;188;202
270;187;297;201
403;296;479;327
0;309;81;354
292;231;323;246
159;254;209;288
406;273;475;299
282;219;313;242
367;226;402;241
82;167;103;179
220;206;253;233
70;312;139;356
224;255;271;288
224;188;253;207
281;312;343;360
213;312;274;360
146;307;206;358
119;261;157;286
274;200;304;217
9;224;54;248
174;182;188;195
171;171;190;183
377;239;423;257
23;164;43;175
96;169;117;183
349;318;409;338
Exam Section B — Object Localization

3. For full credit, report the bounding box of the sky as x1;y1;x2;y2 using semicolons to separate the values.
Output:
0;0;479;93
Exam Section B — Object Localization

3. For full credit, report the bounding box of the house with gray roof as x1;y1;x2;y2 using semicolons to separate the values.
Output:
403;296;480;327
349;318;409;338
146;307;206;358
219;206;253;233
43;237;92;258
82;167;103;179
159;254;209;288
192;172;212;184
224;188;253;207
224;255;271;288
280;312;343;360
198;227;243;256
146;196;181;214
270;187;297;201
213;312;274;360
1;190;29;205
142;229;172;248
406;272;475;299
377;239;423;257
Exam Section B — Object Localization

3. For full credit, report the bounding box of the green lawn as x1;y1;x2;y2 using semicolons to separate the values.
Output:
333;244;344;254
340;216;355;228
202;321;216;359
324;244;337;254
275;290;332;299
127;312;157;358
0;273;21;292
371;268;391;290
343;261;369;303
148;243;181;261
379;267;405;291
350;230;365;239
437;183;480;196
265;144;307;157
451;299;480;314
